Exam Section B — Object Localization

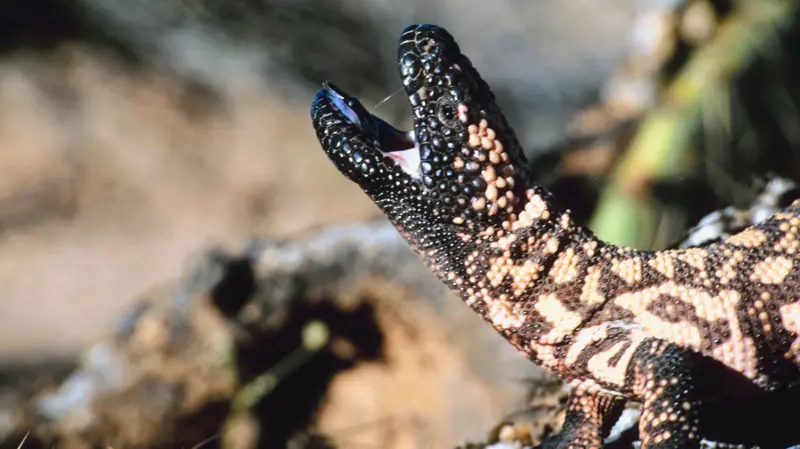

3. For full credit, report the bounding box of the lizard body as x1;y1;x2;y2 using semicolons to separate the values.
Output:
310;24;800;449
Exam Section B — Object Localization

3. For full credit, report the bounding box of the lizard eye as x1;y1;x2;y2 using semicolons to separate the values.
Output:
437;97;459;127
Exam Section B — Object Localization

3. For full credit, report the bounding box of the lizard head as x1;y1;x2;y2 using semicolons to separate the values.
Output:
311;24;539;257
312;24;592;354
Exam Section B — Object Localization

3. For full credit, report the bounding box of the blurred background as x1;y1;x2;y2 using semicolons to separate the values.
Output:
0;0;798;448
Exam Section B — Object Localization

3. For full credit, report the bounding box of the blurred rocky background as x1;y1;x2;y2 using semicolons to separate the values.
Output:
0;0;798;448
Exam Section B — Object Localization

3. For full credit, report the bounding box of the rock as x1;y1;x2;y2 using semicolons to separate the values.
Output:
1;221;546;448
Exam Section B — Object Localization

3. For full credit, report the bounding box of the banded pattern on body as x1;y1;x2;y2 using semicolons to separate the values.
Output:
310;23;800;449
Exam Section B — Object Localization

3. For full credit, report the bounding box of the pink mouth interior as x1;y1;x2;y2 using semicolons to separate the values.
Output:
384;131;421;179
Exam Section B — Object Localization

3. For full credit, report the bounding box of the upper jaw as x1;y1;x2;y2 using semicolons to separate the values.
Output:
397;24;462;98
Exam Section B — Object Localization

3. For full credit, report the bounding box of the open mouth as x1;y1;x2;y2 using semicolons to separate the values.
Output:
320;82;422;179
314;24;530;231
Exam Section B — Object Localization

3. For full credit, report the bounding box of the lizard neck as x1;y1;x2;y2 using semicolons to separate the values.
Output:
435;185;612;363
376;182;613;368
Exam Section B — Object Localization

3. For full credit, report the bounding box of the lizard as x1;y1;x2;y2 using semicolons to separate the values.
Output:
309;24;800;449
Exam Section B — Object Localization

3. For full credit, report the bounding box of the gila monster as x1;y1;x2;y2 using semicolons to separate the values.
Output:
310;24;800;449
